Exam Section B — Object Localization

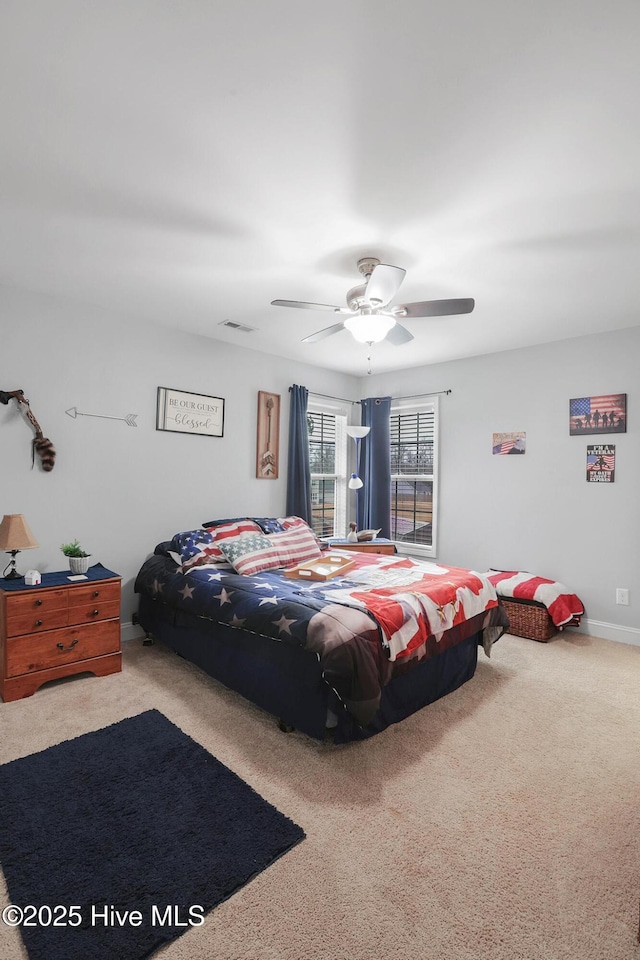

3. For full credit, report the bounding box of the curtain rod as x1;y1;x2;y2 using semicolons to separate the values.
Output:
302;389;452;404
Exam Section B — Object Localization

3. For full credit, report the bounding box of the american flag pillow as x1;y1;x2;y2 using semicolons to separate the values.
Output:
276;516;321;546
277;515;315;533
219;525;322;576
179;519;262;569
269;524;322;565
173;529;216;562
218;533;283;576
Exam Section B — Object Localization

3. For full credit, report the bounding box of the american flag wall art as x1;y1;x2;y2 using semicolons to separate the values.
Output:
586;444;615;482
492;432;526;455
569;394;626;435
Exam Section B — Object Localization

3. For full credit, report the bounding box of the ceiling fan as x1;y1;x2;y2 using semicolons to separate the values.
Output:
271;257;475;345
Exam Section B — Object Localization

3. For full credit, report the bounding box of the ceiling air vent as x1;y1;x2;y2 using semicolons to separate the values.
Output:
219;319;256;333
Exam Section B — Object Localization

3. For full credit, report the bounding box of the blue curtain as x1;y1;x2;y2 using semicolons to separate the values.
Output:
285;384;313;525
357;397;391;537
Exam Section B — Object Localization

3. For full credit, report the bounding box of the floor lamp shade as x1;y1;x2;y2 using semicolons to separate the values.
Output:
345;425;370;506
345;426;370;440
0;514;39;579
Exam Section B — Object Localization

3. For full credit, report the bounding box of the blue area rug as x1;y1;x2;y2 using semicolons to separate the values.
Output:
0;710;305;960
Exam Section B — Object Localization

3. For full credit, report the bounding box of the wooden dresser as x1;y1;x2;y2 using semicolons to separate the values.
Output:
0;566;121;702
322;539;397;555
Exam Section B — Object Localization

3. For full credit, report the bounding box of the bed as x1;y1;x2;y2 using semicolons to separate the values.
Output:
134;516;508;743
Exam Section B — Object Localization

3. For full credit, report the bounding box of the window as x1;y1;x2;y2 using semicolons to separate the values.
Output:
389;396;438;557
306;394;439;553
307;398;348;539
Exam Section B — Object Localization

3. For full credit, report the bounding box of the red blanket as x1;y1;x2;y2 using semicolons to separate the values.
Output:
485;570;584;628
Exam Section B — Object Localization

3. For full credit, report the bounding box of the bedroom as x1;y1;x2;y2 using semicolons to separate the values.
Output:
1;2;640;959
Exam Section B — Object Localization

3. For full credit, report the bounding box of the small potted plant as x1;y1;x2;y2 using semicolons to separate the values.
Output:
61;539;91;575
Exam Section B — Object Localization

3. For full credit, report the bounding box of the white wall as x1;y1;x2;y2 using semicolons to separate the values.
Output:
3;285;638;645
362;326;640;644
0;286;359;631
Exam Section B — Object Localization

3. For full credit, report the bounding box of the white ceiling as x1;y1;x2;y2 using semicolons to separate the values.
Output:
1;1;639;376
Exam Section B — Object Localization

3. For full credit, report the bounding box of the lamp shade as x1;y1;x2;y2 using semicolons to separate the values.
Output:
345;425;371;439
0;514;39;550
344;314;396;343
348;473;364;490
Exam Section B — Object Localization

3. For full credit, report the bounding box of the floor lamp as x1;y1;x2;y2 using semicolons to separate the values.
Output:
345;425;370;531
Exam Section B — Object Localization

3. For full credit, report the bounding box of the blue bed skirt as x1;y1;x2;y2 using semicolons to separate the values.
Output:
137;595;479;743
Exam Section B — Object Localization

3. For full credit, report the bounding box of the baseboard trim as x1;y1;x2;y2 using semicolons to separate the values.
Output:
567;618;640;647
121;621;146;643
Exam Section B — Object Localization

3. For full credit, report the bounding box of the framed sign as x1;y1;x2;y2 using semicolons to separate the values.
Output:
256;391;280;478
569;394;626;435
586;444;615;483
156;387;225;437
492;432;526;455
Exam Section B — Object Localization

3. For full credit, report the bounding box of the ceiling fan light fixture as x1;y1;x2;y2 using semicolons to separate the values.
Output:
344;314;395;343
274;257;473;348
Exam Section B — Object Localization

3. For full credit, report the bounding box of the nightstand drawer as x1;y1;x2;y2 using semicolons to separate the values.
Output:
4;589;68;637
70;581;121;605
6;620;121;677
5;605;69;636
68;599;120;625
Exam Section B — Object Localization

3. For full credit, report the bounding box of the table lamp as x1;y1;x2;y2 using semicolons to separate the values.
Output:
0;514;39;579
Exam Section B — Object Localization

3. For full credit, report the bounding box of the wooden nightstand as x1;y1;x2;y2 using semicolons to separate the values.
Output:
322;539;397;556
0;565;122;702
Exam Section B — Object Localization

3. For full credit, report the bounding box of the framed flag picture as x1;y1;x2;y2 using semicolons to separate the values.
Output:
586;444;615;482
492;431;526;455
569;394;626;435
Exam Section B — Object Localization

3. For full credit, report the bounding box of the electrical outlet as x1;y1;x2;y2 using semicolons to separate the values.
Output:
616;588;629;605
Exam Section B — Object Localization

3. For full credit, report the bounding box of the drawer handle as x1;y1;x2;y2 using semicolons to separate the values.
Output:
91;608;99;616
35;599;43;607
35;619;43;627
92;590;100;598
57;638;79;652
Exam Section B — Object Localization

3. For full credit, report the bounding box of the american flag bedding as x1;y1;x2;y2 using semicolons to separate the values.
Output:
324;555;503;661
135;545;507;725
484;570;585;628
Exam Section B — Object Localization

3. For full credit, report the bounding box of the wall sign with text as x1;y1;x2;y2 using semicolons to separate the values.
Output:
156;387;225;437
586;444;615;483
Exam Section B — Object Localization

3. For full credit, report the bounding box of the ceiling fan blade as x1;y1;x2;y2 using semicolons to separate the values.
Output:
396;297;475;319
385;321;414;345
271;299;350;314
301;321;347;343
364;263;406;306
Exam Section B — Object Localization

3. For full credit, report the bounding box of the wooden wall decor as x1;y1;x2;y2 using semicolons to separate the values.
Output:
0;389;56;471
256;391;280;478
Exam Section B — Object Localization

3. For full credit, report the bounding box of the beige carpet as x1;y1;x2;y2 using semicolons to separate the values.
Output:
1;631;639;960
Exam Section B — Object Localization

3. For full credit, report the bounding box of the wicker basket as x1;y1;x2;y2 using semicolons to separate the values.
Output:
500;598;557;642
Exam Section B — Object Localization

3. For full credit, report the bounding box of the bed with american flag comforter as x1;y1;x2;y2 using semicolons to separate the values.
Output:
135;520;508;741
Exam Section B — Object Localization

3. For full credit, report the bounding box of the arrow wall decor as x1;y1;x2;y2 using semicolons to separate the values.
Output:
66;407;138;427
